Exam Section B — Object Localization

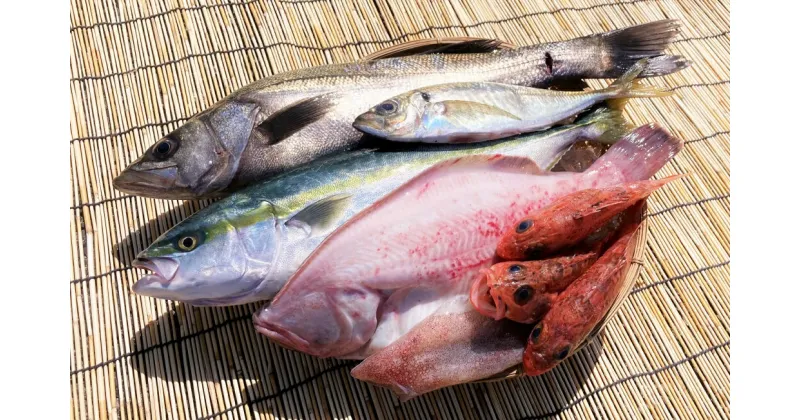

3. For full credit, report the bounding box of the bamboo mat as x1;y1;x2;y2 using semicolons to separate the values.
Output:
69;0;730;418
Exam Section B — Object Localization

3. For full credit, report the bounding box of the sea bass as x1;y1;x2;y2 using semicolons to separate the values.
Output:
253;124;683;358
524;204;643;376
131;107;628;306
353;59;667;143
113;20;687;199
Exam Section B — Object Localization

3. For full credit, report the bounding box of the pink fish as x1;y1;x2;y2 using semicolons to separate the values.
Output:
253;124;683;359
350;298;529;401
354;205;645;400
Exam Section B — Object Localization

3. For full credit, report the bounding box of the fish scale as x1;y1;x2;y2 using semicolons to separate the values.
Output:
255;124;682;359
113;20;688;199
339;125;683;400
131;107;628;306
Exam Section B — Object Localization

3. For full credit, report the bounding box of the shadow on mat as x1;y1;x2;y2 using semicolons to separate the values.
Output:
128;302;264;382
112;200;209;266
129;304;604;418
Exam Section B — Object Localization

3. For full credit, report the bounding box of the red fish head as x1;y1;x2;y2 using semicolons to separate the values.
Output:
469;269;505;321
522;321;574;376
496;217;547;260
484;262;552;324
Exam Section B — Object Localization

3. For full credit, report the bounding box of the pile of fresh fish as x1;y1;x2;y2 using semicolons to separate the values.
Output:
470;175;681;375
116;20;691;400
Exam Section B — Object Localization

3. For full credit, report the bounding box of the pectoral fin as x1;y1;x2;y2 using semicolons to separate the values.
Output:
255;94;335;144
285;193;353;237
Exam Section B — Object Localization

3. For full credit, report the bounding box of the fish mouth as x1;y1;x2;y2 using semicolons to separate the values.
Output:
253;308;311;353
523;351;552;376
131;257;180;297
113;166;183;198
470;270;505;320
352;114;386;137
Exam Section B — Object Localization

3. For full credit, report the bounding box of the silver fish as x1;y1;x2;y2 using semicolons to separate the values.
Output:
113;20;688;199
353;58;668;143
131;107;629;306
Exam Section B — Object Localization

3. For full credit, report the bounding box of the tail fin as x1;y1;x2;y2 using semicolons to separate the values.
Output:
599;20;689;77
574;106;633;145
643;55;693;77
603;59;671;109
589;124;683;181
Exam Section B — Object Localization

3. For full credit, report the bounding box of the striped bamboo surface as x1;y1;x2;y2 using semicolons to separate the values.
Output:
69;0;730;419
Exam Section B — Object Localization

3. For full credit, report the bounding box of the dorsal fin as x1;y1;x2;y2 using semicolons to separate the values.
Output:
361;37;515;61
417;155;543;177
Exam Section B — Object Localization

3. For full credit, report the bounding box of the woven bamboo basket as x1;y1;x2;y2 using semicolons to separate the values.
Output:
478;202;648;382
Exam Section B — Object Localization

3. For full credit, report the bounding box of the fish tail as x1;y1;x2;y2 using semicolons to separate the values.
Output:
575;106;633;145
597;20;689;77
588;124;684;181
603;59;672;110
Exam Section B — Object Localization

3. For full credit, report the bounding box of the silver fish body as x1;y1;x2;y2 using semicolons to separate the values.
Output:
131;107;628;306
353;59;667;143
113;20;687;199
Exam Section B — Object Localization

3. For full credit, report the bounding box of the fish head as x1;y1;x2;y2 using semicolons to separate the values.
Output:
114;100;260;199
482;262;550;324
253;284;382;358
353;91;430;140
496;216;546;259
132;197;283;305
523;320;575;376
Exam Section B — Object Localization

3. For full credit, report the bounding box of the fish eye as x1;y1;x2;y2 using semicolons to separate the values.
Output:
513;285;533;305
177;235;198;251
508;264;523;274
516;219;532;233
555;346;570;360
531;323;543;341
152;136;178;159
420;92;431;101
377;101;398;115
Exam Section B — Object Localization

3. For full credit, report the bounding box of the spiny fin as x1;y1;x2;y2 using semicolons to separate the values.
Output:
255;95;335;144
361;37;515;61
285;193;353;237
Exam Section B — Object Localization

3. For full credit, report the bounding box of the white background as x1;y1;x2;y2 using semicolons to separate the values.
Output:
0;1;792;418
